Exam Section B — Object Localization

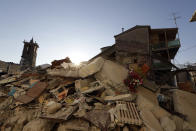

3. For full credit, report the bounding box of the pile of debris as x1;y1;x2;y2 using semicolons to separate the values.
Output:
0;57;196;131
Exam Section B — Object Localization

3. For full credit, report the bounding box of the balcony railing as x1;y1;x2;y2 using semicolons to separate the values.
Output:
152;62;172;70
152;39;180;50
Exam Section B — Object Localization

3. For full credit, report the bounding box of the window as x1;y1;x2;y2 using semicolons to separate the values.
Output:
133;58;138;63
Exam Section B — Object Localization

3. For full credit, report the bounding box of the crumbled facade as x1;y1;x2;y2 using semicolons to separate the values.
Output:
0;26;196;131
0;60;20;74
91;25;180;85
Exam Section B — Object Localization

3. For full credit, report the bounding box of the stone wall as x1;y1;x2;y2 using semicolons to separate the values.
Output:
0;60;20;74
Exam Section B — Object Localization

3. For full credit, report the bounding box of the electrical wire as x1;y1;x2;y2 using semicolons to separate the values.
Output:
178;44;196;53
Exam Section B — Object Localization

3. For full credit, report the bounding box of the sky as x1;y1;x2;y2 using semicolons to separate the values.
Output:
0;0;195;65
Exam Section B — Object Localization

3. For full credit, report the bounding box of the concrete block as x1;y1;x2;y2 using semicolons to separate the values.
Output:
22;119;54;131
160;116;176;131
79;57;105;78
151;106;171;120
171;115;184;131
95;60;128;87
75;79;90;92
136;87;158;111
47;101;62;114
173;89;196;129
57;119;89;131
140;110;163;131
104;94;136;102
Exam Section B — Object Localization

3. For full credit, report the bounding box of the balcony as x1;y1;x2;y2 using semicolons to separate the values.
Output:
152;59;172;70
152;39;180;50
152;63;172;70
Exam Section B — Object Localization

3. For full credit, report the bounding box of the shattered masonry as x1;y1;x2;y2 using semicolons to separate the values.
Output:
0;25;196;131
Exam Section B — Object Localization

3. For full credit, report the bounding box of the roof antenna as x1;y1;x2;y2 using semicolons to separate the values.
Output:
122;28;124;32
170;12;181;39
169;12;181;65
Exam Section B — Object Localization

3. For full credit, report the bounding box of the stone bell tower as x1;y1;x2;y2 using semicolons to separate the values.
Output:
20;38;39;70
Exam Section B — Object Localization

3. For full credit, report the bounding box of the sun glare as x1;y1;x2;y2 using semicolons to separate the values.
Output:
70;56;84;66
66;50;90;66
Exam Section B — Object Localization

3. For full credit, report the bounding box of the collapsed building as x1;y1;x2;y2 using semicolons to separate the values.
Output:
0;25;196;131
91;25;180;85
175;64;196;92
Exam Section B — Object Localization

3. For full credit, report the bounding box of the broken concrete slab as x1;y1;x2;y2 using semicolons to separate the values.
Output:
90;126;101;131
143;79;159;92
140;109;163;131
0;76;17;85
47;68;79;78
94;103;107;110
172;89;196;129
136;86;159;111
16;82;47;104
47;101;62;114
183;121;196;131
57;118;90;131
104;94;136;102
75;79;95;93
81;85;104;94
40;105;78;122
49;59;100;78
0;91;7;97
81;81;104;94
151;106;171;120
101;87;116;97
22;119;54;131
84;109;110;129
29;79;39;86
75;79;91;91
0;96;13;110
160;116;176;131
79;57;105;78
13;88;26;99
123;126;129;131
3;111;35;131
171;115;184;131
95;60;128;87
61;62;80;71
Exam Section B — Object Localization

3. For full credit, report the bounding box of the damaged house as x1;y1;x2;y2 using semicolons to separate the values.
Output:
0;60;20;75
0;25;196;131
91;25;180;85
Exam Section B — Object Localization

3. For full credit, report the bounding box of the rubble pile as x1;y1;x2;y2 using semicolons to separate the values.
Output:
0;57;196;131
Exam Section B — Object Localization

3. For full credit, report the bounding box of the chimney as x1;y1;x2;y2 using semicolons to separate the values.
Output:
122;28;124;32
